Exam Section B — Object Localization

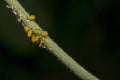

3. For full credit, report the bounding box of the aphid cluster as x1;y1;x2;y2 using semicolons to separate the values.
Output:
6;4;48;48
22;15;48;48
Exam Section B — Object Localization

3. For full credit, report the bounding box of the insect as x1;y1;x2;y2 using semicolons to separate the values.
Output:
39;40;47;48
41;31;48;37
27;15;36;21
31;34;47;48
31;35;39;43
20;15;48;48
27;29;32;38
33;29;39;34
17;18;22;23
24;26;31;32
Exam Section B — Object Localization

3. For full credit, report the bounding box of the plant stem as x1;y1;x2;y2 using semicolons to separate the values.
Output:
4;0;99;80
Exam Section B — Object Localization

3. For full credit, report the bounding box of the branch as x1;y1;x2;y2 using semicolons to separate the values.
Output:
4;0;99;80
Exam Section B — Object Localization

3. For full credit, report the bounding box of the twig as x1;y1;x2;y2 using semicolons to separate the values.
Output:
4;0;99;80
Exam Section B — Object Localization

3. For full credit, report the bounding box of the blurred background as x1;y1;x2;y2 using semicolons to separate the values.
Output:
0;0;120;80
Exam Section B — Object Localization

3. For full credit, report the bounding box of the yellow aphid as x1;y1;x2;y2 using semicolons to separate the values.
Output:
31;35;39;42
31;35;36;42
39;40;47;48
42;45;47;48
33;29;39;34
40;40;45;44
27;29;32;37
24;26;31;32
41;31;48;37
17;18;22;22
22;22;26;26
27;15;36;21
35;36;39;41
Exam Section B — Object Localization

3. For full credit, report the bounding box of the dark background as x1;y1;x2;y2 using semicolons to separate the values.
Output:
0;0;120;80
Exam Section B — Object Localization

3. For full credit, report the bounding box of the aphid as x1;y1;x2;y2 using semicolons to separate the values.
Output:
24;26;31;32
39;40;47;48
41;31;48;37
13;10;17;15
40;40;45;44
27;15;36;21
27;29;32;37
19;14;22;17
17;18;22;23
6;5;14;10
22;22;26;27
33;29;39;34
31;35;39;42
6;5;11;9
41;45;47;49
35;36;39;42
